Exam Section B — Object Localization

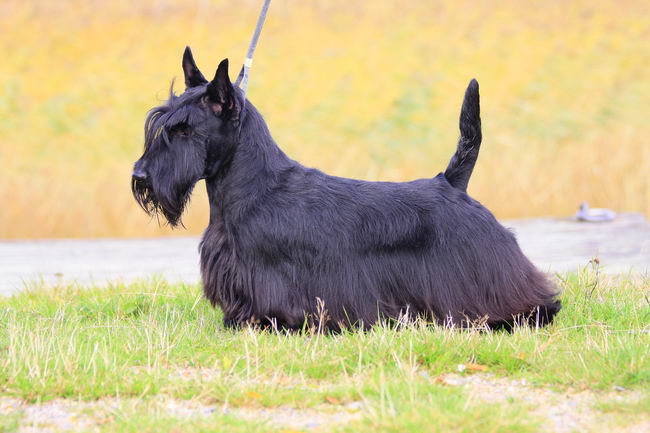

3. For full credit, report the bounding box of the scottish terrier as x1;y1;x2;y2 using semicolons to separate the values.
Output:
132;47;561;331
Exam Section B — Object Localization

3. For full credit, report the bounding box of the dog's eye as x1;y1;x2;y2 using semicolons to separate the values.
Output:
171;123;192;138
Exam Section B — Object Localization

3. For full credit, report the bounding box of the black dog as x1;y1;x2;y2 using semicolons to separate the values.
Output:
132;47;561;331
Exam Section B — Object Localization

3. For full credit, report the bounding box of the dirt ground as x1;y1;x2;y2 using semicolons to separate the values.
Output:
2;373;648;433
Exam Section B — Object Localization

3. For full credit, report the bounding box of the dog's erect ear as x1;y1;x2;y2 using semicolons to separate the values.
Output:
206;59;238;117
182;46;207;88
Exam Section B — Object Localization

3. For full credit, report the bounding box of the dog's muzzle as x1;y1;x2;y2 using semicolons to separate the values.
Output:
132;160;148;181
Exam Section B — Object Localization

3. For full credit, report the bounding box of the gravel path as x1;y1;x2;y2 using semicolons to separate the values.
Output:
0;396;362;432
437;373;649;433
1;213;649;296
1;374;647;432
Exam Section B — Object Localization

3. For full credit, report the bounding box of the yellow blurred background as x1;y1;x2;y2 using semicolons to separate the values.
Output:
1;0;649;239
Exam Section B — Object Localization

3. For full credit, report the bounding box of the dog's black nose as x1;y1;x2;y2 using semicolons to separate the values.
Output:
132;167;148;181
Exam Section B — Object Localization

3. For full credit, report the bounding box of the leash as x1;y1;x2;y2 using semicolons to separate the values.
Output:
234;0;272;98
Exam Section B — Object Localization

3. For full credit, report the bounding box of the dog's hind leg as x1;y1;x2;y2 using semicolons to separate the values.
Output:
534;299;562;327
444;79;482;192
488;299;562;332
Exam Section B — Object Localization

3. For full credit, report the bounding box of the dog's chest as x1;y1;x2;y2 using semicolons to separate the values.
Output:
198;221;250;306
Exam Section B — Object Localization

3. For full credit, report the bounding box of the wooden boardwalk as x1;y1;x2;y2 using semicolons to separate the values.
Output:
1;213;648;296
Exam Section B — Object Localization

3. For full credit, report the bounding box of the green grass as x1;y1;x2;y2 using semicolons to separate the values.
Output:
96;400;272;433
0;412;22;433
1;269;649;432
595;394;650;415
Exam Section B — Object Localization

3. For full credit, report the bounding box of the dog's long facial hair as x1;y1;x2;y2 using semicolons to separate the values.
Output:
132;51;237;227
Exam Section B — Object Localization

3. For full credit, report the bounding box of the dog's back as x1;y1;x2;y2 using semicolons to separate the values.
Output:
198;80;561;331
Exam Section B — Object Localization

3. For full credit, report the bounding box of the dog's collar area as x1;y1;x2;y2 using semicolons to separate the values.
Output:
200;163;220;181
201;148;221;181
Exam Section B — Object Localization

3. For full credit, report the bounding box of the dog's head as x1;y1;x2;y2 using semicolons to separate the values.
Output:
132;47;243;226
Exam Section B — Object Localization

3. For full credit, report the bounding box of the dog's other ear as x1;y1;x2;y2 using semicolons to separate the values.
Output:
206;59;238;118
182;46;207;88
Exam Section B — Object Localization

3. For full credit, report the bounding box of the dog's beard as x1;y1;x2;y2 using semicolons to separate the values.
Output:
131;177;196;227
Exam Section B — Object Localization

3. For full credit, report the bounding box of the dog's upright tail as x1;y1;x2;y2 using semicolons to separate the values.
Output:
444;79;482;192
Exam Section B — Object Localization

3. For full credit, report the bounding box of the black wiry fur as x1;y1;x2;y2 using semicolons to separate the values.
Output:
132;47;561;331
